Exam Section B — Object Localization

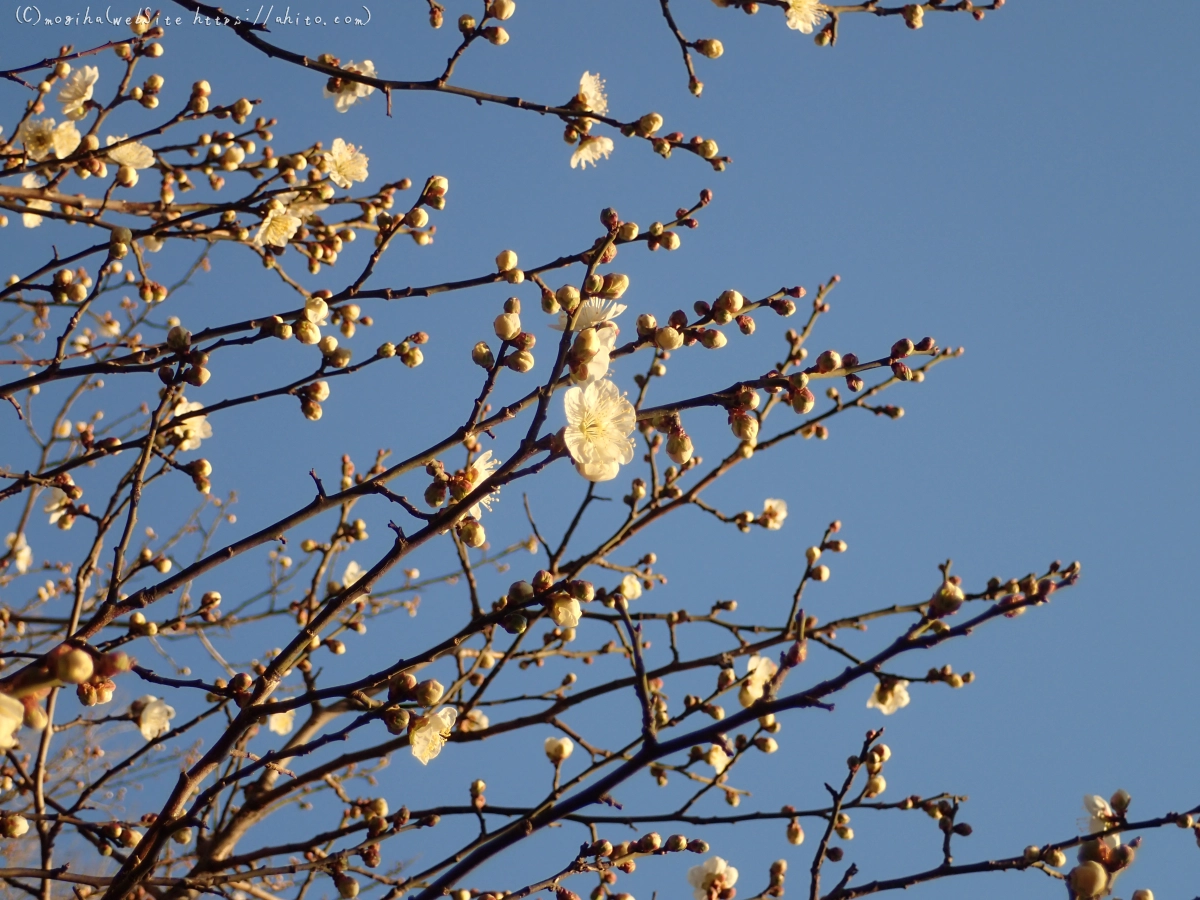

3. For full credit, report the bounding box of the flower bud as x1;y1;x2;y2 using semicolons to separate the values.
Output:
459;516;486;548
600;273;629;299
472;342;495;368
1110;789;1131;814
1;814;31;838
483;25;509;44
666;430;693;465
495;249;518;272
1131;891;1154;900
697;139;719;159
415;679;445;707
655;327;684;351
729;410;758;443
1068;862;1108;899
494;312;521;341
334;874;360;899
1023;846;1041;863
700;329;727;349
491;0;516;19
505;349;535;373
903;4;924;29
696;38;724;58
636;112;664;136
787;819;804;845
556;284;580;311
55;648;95;684
816;350;842;373
295;320;321;345
1043;847;1066;868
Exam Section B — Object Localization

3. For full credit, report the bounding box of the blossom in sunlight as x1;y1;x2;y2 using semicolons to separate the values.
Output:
619;574;642;600
738;654;777;708
324;138;369;189
548;594;581;628
410;707;457;765
53;121;81;158
866;678;910;716
458;708;489;733
342;560;364;589
17;118;56;160
544;736;574;763
20;174;51;228
106;135;155;169
553;298;626;332
169;398;213;452
0;693;23;749
563;378;636;482
467;449;502;518
577;71;608;115
760;498;788;530
1083;795;1121;848
323;60;376;113
785;0;828;33
4;533;33;574
58;65;99;119
704;744;730;773
688;857;739;900
44;488;74;530
253;207;302;248
269;710;296;736
277;190;330;222
132;695;176;741
570;135;614;170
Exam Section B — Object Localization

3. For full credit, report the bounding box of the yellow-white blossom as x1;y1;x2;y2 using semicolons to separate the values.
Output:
410;707;457;765
866;679;910;716
761;498;788;530
544;735;574;762
44;488;73;528
1083;795;1121;848
324;60;376;113
467;449;502;518
553;298;626;332
4;533;33;574
688;857;739;900
705;744;731;773
578;71;608;115
269;710;296;735
786;0;828;33
253;207;302;248
17;118;57;160
58;65;99;119
620;574;642;600
106;135;155;169
563;378;636;482
324;138;369;189
570;135;614;170
0;693;23;749
739;654;777;708
548;594;581;627
53;121;82;158
277;190;330;222
169;398;213;452
342;560;364;589
133;695;176;740
20;174;51;228
459;708;489;733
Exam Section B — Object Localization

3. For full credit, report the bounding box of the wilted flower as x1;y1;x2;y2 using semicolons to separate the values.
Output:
58;66;99;119
577;71;608;115
739;655;777;708
106;135;155;169
410;707;457;764
785;0;828;33
133;695;176;740
687;856;739;900
761;498;788;530
866;679;910;716
563;379;636;482
544;735;574;763
269;710;296;735
570;136;614;170
323;60;377;112
324;138;369;189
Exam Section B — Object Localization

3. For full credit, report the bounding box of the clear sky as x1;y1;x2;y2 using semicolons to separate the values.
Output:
2;2;1198;898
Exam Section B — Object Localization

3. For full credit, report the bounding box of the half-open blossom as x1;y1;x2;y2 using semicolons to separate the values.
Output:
577;71;608;115
106;135;155;169
570;135;614;170
466;449;502;518
133;695;176;740
253;207;302;248
785;0;828;33
169;398;213;452
324;137;369;189
20;173;51;228
761;498;788;530
323;60;376;113
866;679;910;716
563;379;636;482
44;489;74;530
4;533;32;574
620;573;642;600
58;65;99;119
548;594;581;627
410;707;457;765
544;735;574;762
0;693;23;749
688;857;739;900
269;710;295;735
459;708;489;733
1083;795;1121;848
553;298;626;332
704;744;730;773
739;654;778;708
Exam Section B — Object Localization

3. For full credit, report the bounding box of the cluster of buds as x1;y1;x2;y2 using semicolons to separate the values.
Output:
584;832;709;873
495;249;523;284
71;650;130;707
49;266;91;304
928;568;966;618
862;741;892;798
184;457;212;494
925;663;973;690
199;590;222;623
297;380;330;421
129;69;165;112
492;297;536;372
189;79;211;114
644;220;683;251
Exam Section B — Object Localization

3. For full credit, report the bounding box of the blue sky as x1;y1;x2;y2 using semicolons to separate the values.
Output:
2;1;1198;898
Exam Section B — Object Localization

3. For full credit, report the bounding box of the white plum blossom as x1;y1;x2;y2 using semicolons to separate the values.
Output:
577;71;608;115
739;654;778;708
0;692;23;749
548;594;581;628
761;498;788;530
704;744;730;773
563;379;636;482
553;298;626;332
20;174;51;228
169;398;213;452
544;735;574;762
53;121;81;158
269;710;296;735
4;533;33;574
17;118;57;160
133;695;176;741
58;66;99;120
253;207;302;248
467;449;502;518
785;0;828;33
619;574;643;600
688;856;739;900
324;138;369;189
866;679;911;716
277;190;330;222
410;707;457;765
342;560;364;588
458;708;489;733
1083;795;1121;848
106;135;155;169
44;489;73;528
570;135;614;170
324;60;376;113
